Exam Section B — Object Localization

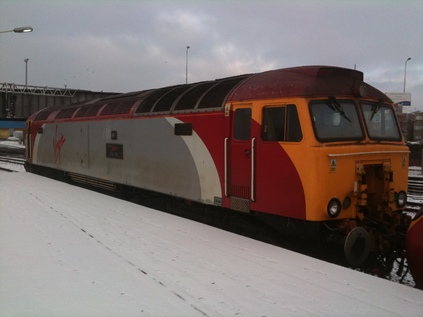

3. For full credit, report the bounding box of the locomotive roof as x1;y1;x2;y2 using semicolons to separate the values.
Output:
227;66;389;102
31;66;391;121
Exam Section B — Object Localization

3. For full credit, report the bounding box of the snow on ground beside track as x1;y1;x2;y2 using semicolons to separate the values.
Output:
0;139;25;148
1;171;422;317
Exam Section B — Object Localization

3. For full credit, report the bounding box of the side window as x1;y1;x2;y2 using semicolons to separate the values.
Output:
234;108;251;140
262;107;285;141
262;105;302;142
286;105;302;142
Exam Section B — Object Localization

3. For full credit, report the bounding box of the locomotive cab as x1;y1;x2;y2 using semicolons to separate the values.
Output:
305;97;409;267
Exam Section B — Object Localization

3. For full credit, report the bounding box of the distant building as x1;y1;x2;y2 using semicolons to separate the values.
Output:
386;92;412;113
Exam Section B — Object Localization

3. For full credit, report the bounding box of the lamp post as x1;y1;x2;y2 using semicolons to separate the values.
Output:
186;46;190;84
404;57;411;93
0;26;33;34
24;58;29;86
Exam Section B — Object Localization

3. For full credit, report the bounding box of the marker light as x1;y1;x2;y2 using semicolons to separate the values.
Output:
359;85;367;97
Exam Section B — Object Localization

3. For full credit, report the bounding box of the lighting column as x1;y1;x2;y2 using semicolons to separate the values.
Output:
24;58;29;86
186;46;190;84
404;57;411;93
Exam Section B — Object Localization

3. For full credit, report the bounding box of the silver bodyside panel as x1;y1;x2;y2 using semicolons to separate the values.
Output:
33;117;221;205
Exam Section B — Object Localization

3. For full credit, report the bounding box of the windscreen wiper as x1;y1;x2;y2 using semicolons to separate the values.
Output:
328;96;351;122
370;99;384;121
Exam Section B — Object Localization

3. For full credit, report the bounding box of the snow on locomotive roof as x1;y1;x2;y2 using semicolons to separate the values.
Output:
30;66;391;122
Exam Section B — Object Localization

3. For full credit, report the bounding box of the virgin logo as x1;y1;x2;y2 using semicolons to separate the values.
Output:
53;125;66;164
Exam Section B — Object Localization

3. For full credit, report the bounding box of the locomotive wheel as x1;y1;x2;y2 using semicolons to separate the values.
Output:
344;227;370;267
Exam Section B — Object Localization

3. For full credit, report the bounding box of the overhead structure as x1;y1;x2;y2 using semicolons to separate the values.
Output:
0;83;118;119
0;83;77;98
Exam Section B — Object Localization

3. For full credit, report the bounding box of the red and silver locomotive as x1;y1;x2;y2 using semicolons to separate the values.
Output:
25;66;413;271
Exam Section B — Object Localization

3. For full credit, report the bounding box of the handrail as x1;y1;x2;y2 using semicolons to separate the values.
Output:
224;137;229;197
251;137;256;201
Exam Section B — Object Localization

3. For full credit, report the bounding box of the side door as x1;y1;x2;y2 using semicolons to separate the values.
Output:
78;123;90;168
229;105;255;212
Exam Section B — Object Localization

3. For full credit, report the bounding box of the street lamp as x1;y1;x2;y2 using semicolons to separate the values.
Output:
0;26;33;34
404;57;411;93
24;58;29;86
186;46;190;84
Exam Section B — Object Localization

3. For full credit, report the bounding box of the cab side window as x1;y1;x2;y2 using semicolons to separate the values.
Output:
286;105;302;142
262;107;285;141
234;108;252;140
262;105;302;142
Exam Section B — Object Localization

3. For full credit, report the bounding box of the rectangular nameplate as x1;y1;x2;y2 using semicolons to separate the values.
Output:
106;143;123;159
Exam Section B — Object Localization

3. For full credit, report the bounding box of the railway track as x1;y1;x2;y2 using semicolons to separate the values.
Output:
0;166;17;172
0;142;25;172
0;156;25;165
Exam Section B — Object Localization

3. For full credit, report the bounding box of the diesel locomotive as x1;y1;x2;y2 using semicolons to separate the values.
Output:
25;66;412;270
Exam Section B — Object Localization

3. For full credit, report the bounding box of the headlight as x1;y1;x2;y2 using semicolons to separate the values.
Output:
396;190;407;208
327;198;342;218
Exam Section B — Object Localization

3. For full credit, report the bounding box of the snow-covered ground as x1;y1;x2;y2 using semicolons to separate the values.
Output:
1;141;422;316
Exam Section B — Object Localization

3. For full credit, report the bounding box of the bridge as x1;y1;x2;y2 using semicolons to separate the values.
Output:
0;82;117;139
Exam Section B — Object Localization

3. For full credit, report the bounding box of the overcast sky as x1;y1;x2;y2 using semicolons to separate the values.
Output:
1;0;422;110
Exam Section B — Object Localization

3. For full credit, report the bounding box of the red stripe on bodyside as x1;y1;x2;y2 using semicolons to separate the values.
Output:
176;113;306;218
252;120;306;219
175;112;227;196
